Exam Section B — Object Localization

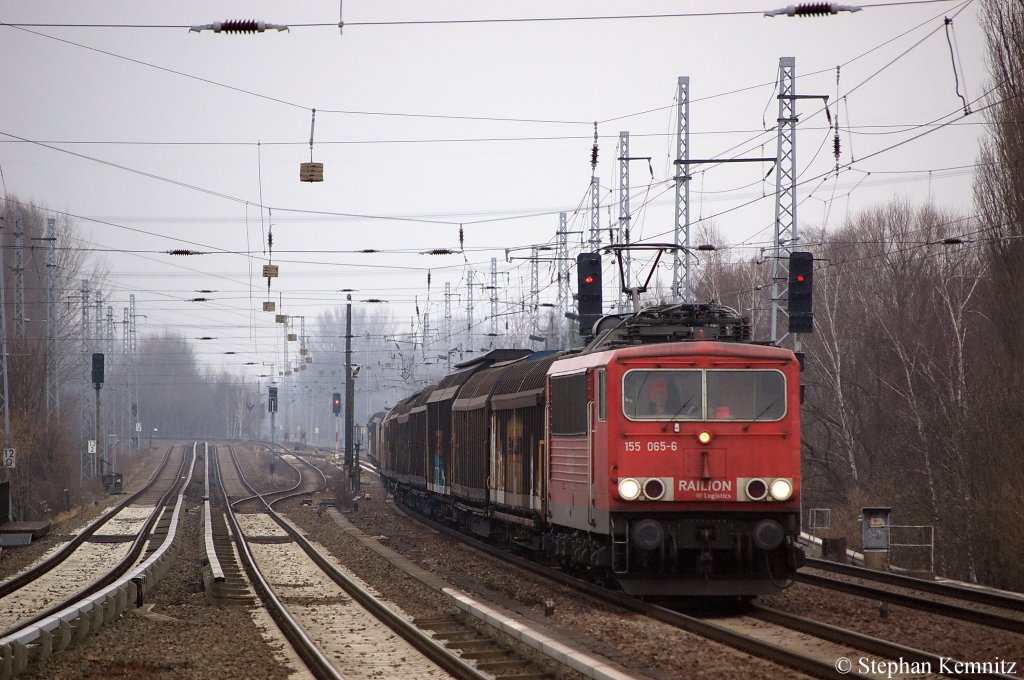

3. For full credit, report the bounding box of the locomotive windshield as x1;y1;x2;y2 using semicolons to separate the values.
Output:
623;369;786;422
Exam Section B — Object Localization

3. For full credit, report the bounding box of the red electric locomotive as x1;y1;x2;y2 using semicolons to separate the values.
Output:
377;303;804;597
544;306;803;596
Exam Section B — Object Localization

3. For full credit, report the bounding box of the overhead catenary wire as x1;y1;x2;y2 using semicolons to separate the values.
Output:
2;0;991;364
2;1;974;134
0;1;959;31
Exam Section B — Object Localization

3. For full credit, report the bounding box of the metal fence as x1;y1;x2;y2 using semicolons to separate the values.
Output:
889;524;934;573
806;507;831;537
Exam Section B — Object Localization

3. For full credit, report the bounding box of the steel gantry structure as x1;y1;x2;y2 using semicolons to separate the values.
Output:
673;76;692;303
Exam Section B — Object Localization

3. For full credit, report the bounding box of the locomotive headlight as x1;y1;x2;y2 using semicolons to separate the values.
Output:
769;478;794;501
697;430;713;445
643;478;665;501
617;478;642;501
745;478;768;501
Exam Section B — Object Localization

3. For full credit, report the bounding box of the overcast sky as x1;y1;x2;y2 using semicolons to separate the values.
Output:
0;0;989;380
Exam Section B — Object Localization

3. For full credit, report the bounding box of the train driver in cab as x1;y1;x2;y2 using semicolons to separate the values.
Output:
625;371;701;420
642;373;700;419
644;376;672;416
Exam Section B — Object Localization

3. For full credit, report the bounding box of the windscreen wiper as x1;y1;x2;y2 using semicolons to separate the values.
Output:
743;398;779;431
662;396;694;431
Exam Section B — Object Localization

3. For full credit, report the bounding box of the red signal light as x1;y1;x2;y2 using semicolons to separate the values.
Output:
795;274;805;282
584;275;594;284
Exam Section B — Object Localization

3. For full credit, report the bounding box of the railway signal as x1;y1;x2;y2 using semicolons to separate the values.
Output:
268;386;278;413
576;252;603;335
787;251;814;334
332;392;342;416
91;353;104;388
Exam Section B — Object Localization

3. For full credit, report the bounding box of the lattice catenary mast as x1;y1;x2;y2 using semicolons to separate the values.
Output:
13;218;24;338
0;217;11;453
489;257;498;343
45;218;59;418
673;76;692;303
771;57;798;344
617;131;631;311
556;212;568;321
79;281;93;482
590;123;601;252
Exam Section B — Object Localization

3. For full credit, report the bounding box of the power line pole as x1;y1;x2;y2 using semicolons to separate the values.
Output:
618;131;631;312
128;294;137;352
0;216;26;518
465;269;474;338
422;311;430;362
443;282;452;343
489;257;498;344
301;315;313;442
556;212;569;326
0;215;22;518
129;294;139;449
13;217;25;338
95;292;105;468
590;122;601;252
106;303;115;472
45;218;58;418
673;76;692;303
0;216;12;495
771;57;797;344
93;353;103;486
122;306;130;449
530;247;540;341
79;280;93;484
770;56;827;347
282;314;291;440
344;294;356;492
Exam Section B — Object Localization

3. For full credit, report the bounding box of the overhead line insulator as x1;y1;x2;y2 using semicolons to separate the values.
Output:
764;3;862;17
189;20;289;34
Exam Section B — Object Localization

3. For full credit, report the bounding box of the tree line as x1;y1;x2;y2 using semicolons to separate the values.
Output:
697;0;1024;589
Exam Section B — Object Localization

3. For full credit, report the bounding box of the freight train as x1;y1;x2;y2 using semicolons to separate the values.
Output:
372;303;804;597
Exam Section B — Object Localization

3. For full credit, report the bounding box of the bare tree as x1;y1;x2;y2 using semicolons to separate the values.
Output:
969;0;1024;588
0;197;104;518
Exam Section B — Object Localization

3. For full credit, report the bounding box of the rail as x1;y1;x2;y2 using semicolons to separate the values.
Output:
0;447;197;679
228;445;487;680
202;442;225;583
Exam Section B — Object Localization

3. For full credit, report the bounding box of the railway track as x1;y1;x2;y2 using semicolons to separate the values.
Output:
0;446;178;604
804;556;1024;611
3;441;515;679
379;483;1020;680
282;461;644;679
211;443;509;680
13;440;1015;679
797;558;1024;635
0;444;196;676
0;446;188;633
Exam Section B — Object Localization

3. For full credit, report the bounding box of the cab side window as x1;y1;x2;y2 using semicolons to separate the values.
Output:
551;373;588;435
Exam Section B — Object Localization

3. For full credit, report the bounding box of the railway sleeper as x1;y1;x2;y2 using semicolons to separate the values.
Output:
414;614;552;678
